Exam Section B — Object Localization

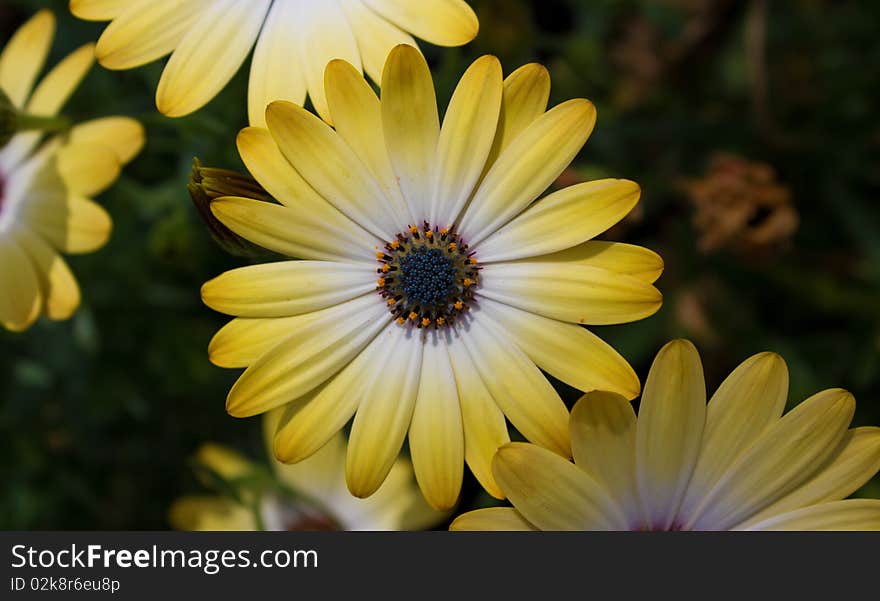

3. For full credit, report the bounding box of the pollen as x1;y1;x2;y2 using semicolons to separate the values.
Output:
375;221;480;329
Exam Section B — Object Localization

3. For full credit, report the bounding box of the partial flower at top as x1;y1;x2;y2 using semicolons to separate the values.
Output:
170;411;445;531
0;11;144;332
451;340;880;531
69;0;479;125
201;46;663;510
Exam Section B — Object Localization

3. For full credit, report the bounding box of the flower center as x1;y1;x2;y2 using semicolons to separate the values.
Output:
376;222;479;329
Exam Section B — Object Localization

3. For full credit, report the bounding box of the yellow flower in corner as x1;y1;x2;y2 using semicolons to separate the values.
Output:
202;46;663;511
170;412;444;531
69;0;479;124
451;340;880;531
0;11;144;332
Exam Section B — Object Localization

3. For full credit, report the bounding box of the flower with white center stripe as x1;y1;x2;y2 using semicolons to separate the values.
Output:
201;46;663;510
70;0;479;124
0;11;144;332
451;340;880;531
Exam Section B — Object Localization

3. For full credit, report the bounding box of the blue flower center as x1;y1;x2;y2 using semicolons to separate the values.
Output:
376;223;480;329
399;247;457;308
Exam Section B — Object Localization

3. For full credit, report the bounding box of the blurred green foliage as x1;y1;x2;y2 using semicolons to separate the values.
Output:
2;0;879;529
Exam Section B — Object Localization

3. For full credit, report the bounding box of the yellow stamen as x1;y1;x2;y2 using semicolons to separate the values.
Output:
377;278;386;287
409;225;419;234
425;230;433;238
440;228;449;236
381;264;391;273
409;312;419;322
390;240;400;250
387;298;397;306
448;243;458;252
376;251;386;260
436;317;445;326
469;257;478;265
421;317;431;327
454;301;464;310
396;317;406;325
463;278;474;287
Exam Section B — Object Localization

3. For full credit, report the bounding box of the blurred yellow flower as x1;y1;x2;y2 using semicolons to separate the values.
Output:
170;412;444;531
451;340;880;531
0;10;143;332
69;0;479;124
202;46;662;510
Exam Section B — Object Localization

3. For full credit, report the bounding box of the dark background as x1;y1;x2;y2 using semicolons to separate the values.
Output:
2;0;879;529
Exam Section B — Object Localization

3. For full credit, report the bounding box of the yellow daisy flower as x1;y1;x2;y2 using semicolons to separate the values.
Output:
0;10;144;332
170;412;444;531
69;0;479;125
451;340;880;531
202;46;663;510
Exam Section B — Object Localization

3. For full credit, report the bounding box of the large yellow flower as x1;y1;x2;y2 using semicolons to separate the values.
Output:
171;412;444;531
0;11;144;332
451;340;880;531
202;46;663;510
69;0;479;125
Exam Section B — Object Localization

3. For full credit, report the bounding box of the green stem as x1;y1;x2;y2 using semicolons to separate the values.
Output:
14;113;71;134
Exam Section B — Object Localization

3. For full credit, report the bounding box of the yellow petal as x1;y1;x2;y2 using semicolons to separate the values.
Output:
266;100;397;240
744;499;880;531
458;311;570;457
95;0;210;69
481;297;640;399
476;179;642;263
338;0;417;84
346;325;423;498
169;495;256;531
492;443;627;530
25;191;112;255
636;339;707;531
26;43;94;116
194;443;253;481
235;127;380;255
208;315;301;368
687;389;855;530
527;241;664;284
363;0;479;46
70;0;133;21
482;63;551;173
570;392;642;526
0;236;42;332
272;427;348;502
15;227;80;321
295;0;361;122
430;55;503;226
324;59;412;226
380;44;439;221
56;143;121;197
202;261;375;318
247;0;306;127
156;0;270;117
225;295;390;417
736;427;880;529
479;261;662;325
272;329;386;464
678;352;789;519
409;332;465;510
459;99;596;246
0;10;55;107
210;196;375;263
68;117;145;164
450;507;536;531
447;331;510;499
